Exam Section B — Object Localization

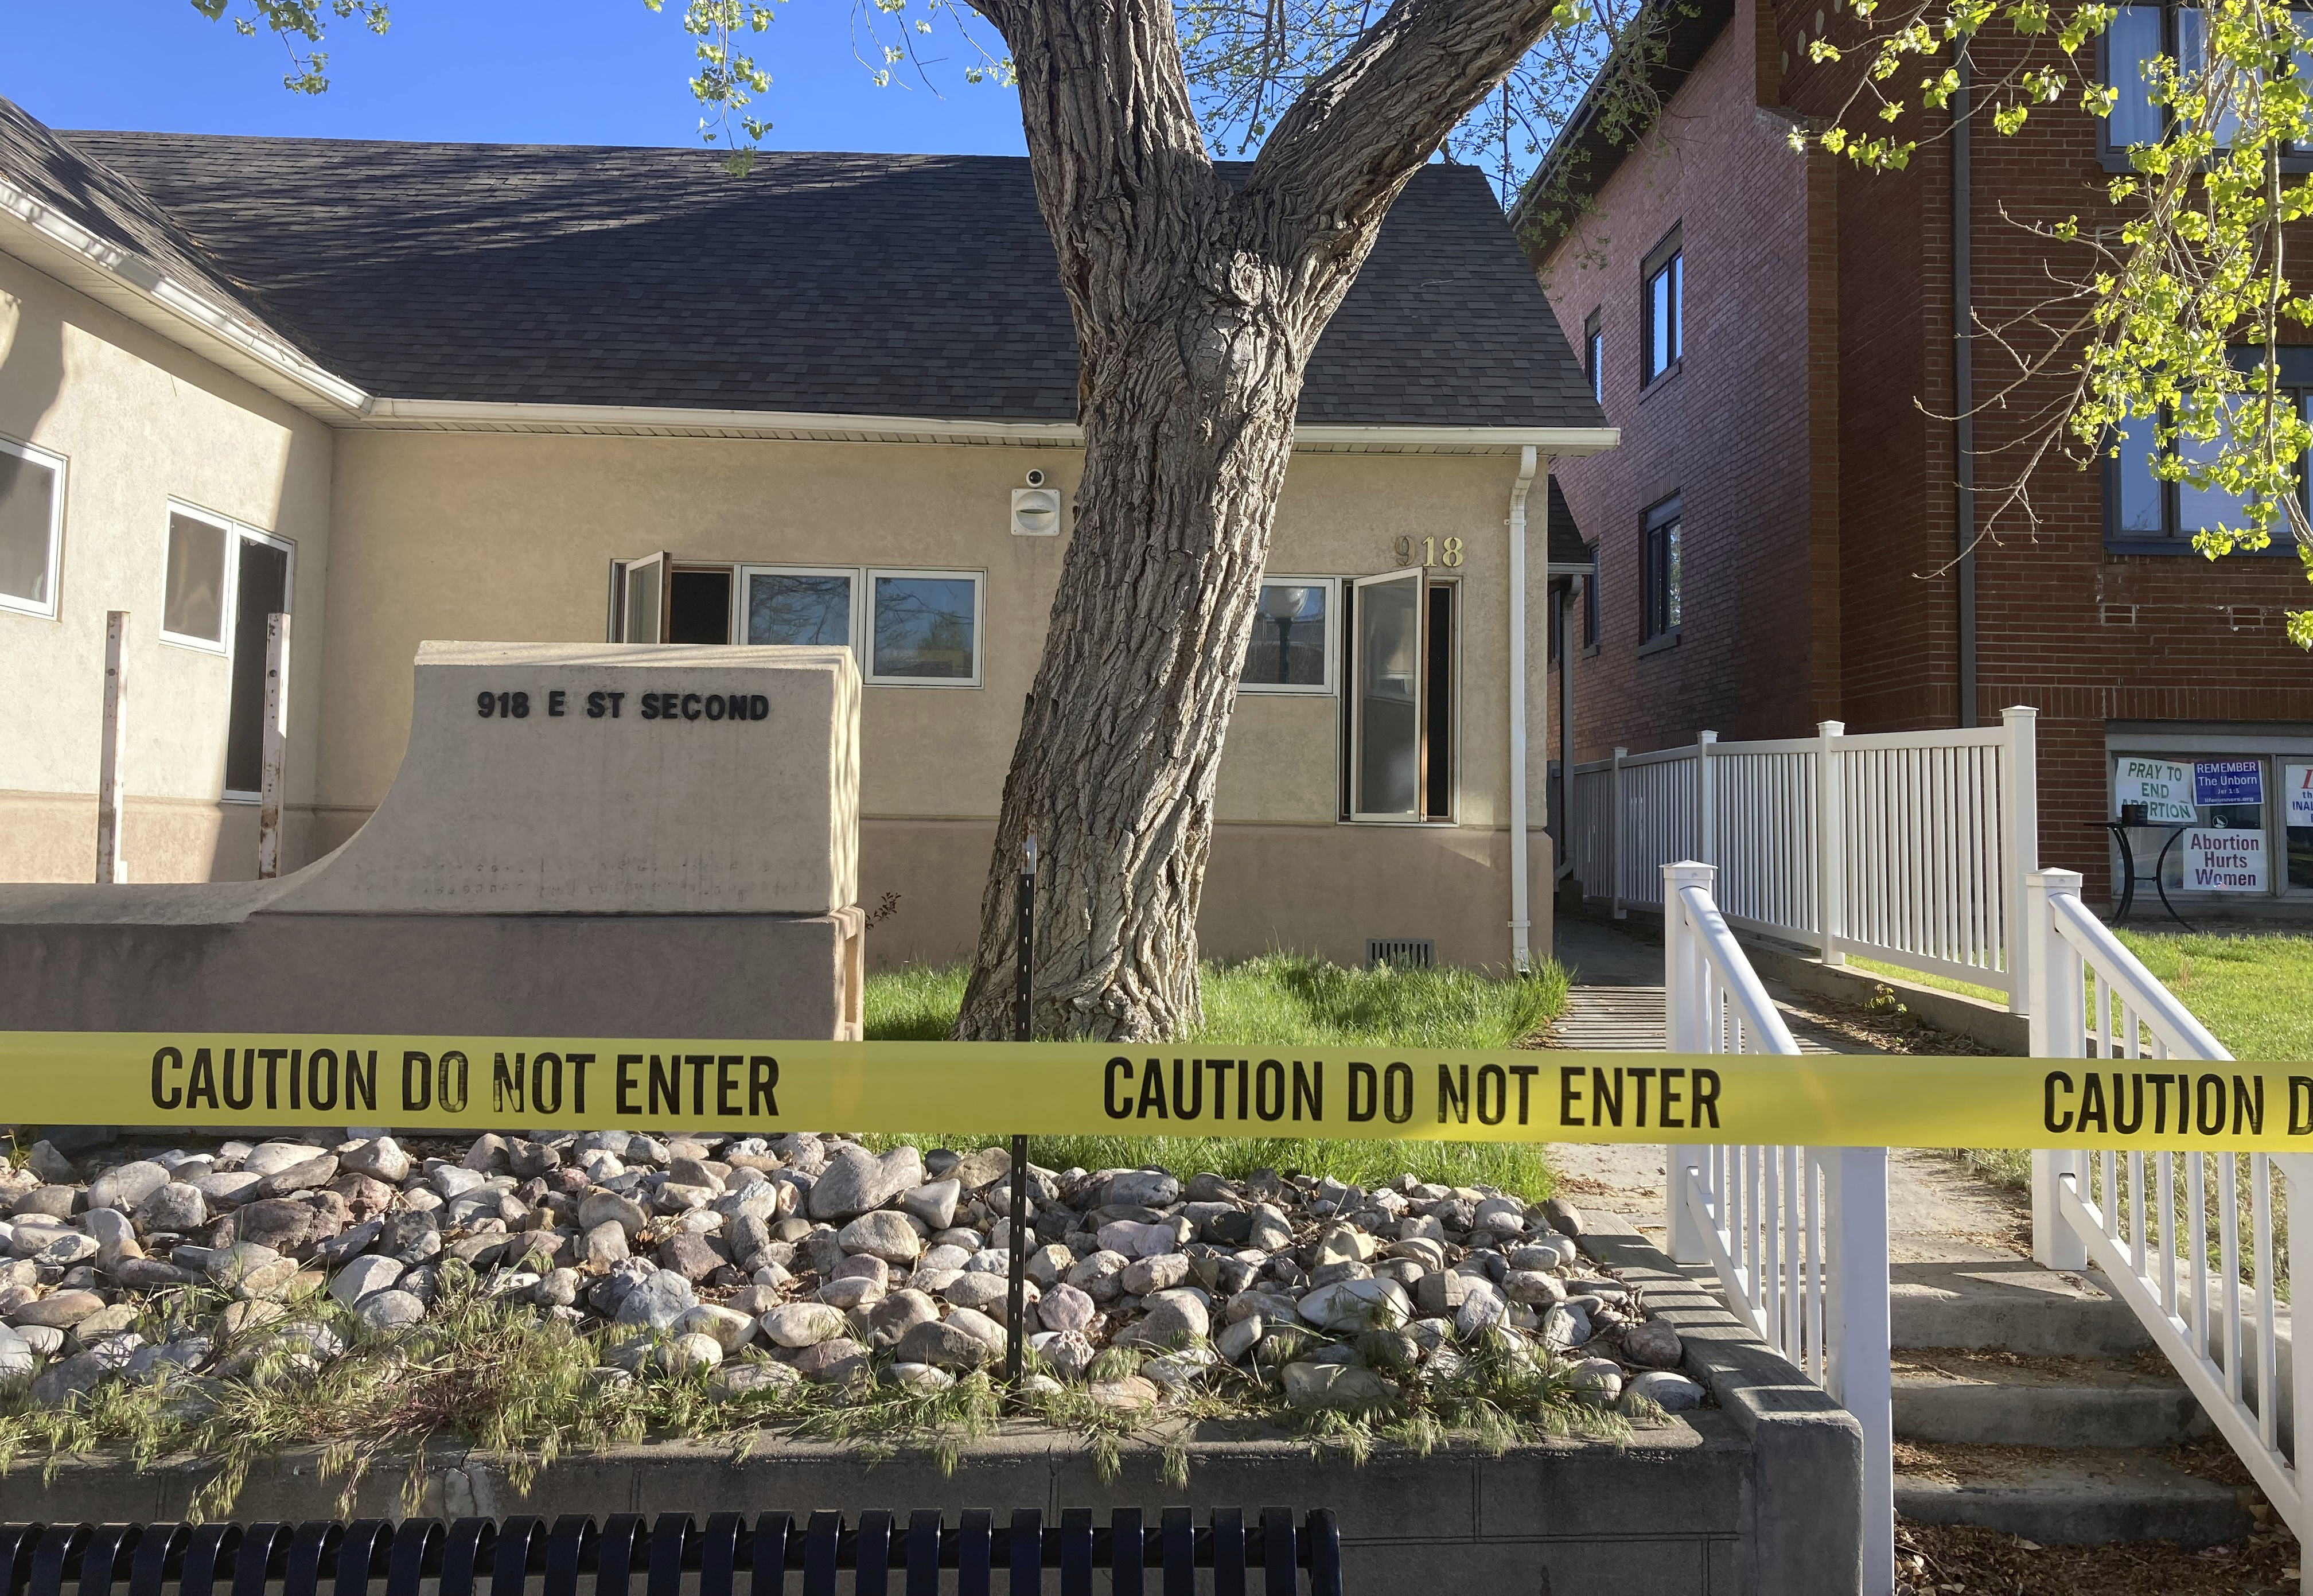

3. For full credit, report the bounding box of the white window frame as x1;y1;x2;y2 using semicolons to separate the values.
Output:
1239;574;1339;696
0;435;67;621
734;563;863;664
159;501;240;654
865;567;986;689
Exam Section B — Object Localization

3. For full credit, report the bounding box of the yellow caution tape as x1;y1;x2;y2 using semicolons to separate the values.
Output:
0;1033;2306;1150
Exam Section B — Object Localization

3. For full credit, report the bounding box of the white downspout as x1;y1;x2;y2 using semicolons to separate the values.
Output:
1508;445;1540;974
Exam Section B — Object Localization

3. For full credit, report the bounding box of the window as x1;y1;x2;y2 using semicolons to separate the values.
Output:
1240;577;1337;694
159;503;293;795
1582;558;1599;649
0;437;64;620
2106;349;2313;549
1641;496;1682;643
1584;309;1605;404
2101;4;2309;155
1341;569;1456;822
2110;744;2313;897
1642;229;1683;386
741;566;857;648
868;569;982;686
162;507;233;649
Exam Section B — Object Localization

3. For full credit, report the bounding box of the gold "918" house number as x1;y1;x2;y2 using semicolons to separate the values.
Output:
1393;535;1466;568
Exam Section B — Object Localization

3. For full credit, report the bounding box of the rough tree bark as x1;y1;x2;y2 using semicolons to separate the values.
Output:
952;0;1566;1041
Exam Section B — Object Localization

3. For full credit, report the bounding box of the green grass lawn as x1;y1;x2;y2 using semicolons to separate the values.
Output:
2108;930;2313;1061
1847;955;2008;1006
862;953;1569;1198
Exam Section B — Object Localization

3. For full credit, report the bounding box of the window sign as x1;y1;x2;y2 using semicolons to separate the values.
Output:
2194;759;2264;808
2184;827;2269;892
2116;757;2196;822
2288;764;2313;890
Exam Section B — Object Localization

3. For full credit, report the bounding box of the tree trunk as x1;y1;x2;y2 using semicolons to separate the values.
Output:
953;0;1566;1041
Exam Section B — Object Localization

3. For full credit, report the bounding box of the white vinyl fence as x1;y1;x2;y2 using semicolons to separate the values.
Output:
1568;709;2039;1009
1660;862;1894;1593
2027;869;2312;1586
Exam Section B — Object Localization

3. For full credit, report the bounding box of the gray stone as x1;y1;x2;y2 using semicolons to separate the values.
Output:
1566;1356;1622;1405
87;1161;169;1213
133;1183;208;1235
760;1302;848;1348
1106;1170;1180;1209
1540;1197;1584;1238
1122;1252;1190;1297
895;1317;994;1371
658;1232;726;1283
341;1138;412;1184
899;1178;960;1229
329;1255;406;1306
1300;1277;1411;1333
612;1270;695;1331
883;1361;955;1395
430;1166;489;1200
189;1171;263;1210
355;1291;426;1332
788;1337;867;1383
24;1143;76;1185
1453;1278;1510;1339
1625;1369;1707;1414
205;1241;283;1284
534;1268;582;1308
659;1332;725;1374
1280;1362;1397;1414
838;1209;922;1263
11;1188;76;1221
944;1306;1007;1351
242;1143;323;1178
1503;1270;1567;1307
808;1146;924;1221
1130;1291;1209;1346
1214;1314;1264;1362
1065;1249;1131;1303
941;1272;1010;1311
253;1155;339;1200
1037;1282;1095;1334
708;1360;801;1399
1414;1268;1473;1318
1022;1243;1075;1288
673;1304;757;1351
1542;1303;1591;1350
866;1289;940;1348
1621;1318;1684;1368
583;1221;630;1270
947;1147;1010;1191
29;1350;118;1406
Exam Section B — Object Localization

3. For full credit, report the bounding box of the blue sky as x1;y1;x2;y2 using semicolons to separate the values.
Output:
5;0;1029;154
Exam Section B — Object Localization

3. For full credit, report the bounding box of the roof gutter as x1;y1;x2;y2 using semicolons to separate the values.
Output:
361;398;1621;456
0;174;372;418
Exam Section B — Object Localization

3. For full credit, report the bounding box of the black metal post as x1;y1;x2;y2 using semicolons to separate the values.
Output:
1005;831;1036;1384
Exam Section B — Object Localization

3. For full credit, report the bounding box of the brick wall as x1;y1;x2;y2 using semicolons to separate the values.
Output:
1541;0;1832;762
1543;0;2313;891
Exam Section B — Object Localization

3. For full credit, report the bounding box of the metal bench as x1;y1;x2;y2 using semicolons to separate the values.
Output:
0;1510;1343;1596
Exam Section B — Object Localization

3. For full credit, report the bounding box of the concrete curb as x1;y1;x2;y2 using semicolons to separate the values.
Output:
1735;940;2026;1056
1580;1211;1867;1596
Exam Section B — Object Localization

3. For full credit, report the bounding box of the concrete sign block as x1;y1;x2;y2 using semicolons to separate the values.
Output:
272;643;859;916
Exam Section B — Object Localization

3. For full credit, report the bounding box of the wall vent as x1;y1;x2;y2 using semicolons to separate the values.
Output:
1366;937;1435;970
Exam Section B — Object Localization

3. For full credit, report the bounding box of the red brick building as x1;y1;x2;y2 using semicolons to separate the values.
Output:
1526;0;2313;910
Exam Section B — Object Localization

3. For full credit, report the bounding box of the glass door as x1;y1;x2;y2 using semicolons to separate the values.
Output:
1352;567;1424;821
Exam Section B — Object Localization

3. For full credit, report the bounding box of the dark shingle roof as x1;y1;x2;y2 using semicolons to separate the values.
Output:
1547;477;1591;567
51;126;1603;429
0;99;291;348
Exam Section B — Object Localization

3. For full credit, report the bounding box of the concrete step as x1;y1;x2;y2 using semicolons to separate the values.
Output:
1892;1259;2150;1357
1894;1443;2253;1547
1893;1352;2211;1448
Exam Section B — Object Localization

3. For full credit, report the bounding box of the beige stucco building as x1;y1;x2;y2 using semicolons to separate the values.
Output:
0;101;1612;973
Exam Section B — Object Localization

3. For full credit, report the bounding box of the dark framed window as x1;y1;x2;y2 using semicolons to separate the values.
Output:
1584;309;1605;404
1581;558;1599;649
1641;496;1682;641
2100;5;2312;160
1642;228;1683;386
2106;347;2313;551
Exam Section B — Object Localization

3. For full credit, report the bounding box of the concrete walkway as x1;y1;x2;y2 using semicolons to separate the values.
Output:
1543;914;2029;1262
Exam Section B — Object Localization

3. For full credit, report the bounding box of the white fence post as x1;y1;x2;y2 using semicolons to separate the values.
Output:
1813;721;1845;966
2003;706;2040;1018
257;612;291;881
1664;860;1714;1263
96;610;128;886
1695;730;1717;868
2027;869;2089;1271
1610;746;1629;920
1823;1145;1895;1594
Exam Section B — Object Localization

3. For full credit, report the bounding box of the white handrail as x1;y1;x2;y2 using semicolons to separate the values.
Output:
1662;861;1893;1595
2044;889;2231;1061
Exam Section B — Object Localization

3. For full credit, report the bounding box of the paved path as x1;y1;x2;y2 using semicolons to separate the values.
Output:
1543;914;2032;1262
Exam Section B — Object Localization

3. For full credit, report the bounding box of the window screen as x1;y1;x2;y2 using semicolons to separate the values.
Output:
163;511;229;644
0;443;60;613
870;573;979;682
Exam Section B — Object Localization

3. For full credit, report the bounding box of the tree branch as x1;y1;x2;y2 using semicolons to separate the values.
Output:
1244;0;1567;260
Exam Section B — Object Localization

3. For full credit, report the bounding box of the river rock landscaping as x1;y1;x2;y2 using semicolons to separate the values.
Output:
0;1127;1703;1507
